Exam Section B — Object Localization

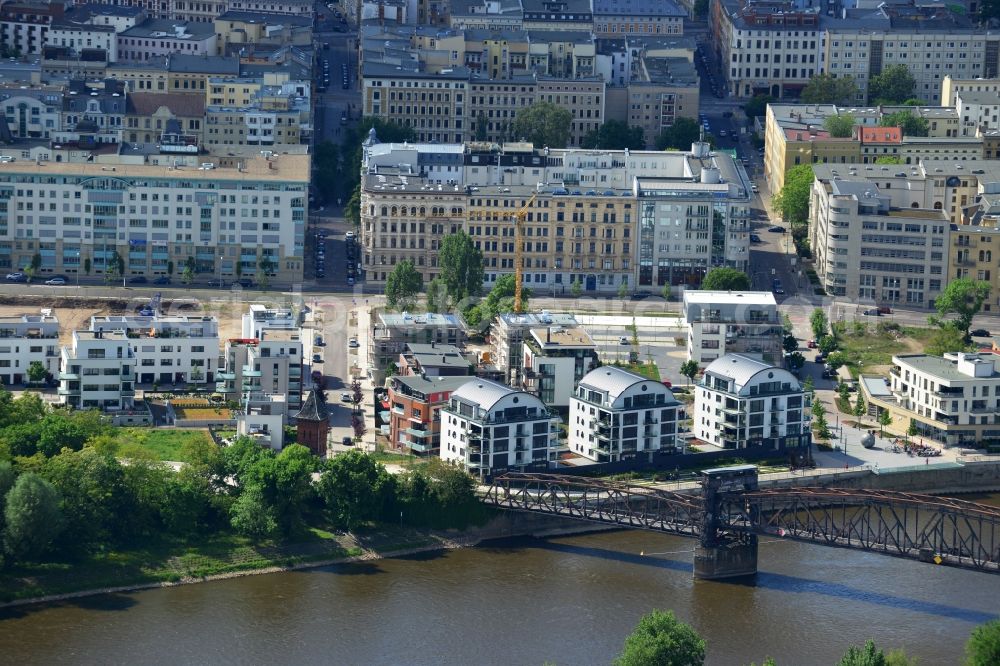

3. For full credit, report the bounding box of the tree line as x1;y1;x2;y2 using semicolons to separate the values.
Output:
612;609;1000;666
0;392;486;569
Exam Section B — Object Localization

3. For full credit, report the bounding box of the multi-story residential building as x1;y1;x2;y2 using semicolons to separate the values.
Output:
106;57;169;92
449;0;522;30
764;103;984;191
225;0;312;16
569;365;680;462
213;11;312;49
201;73;310;147
713;0;999;101
492;311;580;384
46;21;118;63
0;309;60;385
0;83;62;140
370;312;467;382
711;0;820;99
0;1;64;55
820;4;999;105
398;342;474;377
520;0;591;32
359;137;752;292
809;171;950;307
124;92;204;144
59;328;136;412
622;52;699;148
955;90;1000;136
0;152;308;283
117;18;217;62
942;75;1000;108
167;54;240;94
386;374;471;455
242;303;300;338
217;329;302;414
520;324;598;407
863;352;1000;447
361;63;469;144
58;78;128;145
535;76;604;146
440;378;559;477
694;353;810;452
592;0;685;38
683;291;783;366
89;313;219;385
61;4;144;34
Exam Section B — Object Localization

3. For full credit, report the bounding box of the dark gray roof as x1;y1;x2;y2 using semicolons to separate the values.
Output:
121;18;216;39
217;10;313;26
168;54;240;75
593;0;685;17
295;389;329;422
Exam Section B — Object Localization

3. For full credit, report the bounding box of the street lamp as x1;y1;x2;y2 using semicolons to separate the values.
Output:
219;255;224;290
75;251;80;287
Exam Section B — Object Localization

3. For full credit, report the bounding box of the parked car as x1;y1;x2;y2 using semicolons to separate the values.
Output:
807;339;818;349
153;276;171;285
348;338;359;348
312;354;323;363
619;336;629;345
129;276;148;284
862;309;882;316
233;279;254;289
347;277;355;286
630;291;651;301
5;272;24;281
971;329;991;338
314;335;324;346
815;353;826;363
342;436;353;446
340;391;352;402
749;233;762;243
751;184;759;194
878;306;892;314
768;225;785;233
44;277;66;285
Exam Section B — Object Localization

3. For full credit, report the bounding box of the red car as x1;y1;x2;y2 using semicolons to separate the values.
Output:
807;340;817;349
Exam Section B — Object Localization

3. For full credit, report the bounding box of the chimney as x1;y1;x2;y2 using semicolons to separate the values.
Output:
442;355;447;363
547;327;551;343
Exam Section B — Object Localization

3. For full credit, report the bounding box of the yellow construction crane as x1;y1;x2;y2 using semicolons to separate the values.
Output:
513;192;537;314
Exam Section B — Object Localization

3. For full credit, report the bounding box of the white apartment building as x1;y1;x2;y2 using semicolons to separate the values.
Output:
694;353;809;451
956;91;1000;136
0;309;60;385
59;329;136;412
942;75;1000;107
46;23;118;61
440;378;559;477
683;291;782;366
863;352;1000;448
0;85;63;140
809;170;950;307
90;313;219;386
569;366;680;462
241;303;299;338
217;330;302;414
0;153;308;283
520;324;599;407
493;311;581;385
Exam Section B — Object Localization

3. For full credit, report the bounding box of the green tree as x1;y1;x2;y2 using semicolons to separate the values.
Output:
838;381;851;401
256;257;275;290
27;361;47;384
809;308;829;340
906;417;918;444
317;450;396;530
878;409;893;437
104;251;124;285
84;257;92;276
181;257;196;286
818;335;838;355
700;267;751;291
614;609;705;666
826;351;849;370
802;375;815;397
783;335;799;353
787;351;805;369
655;117;702;151
617;281;628;300
925;322;971;356
438;231;484;302
425;277;450;313
879;111;929;137
582;120;646;150
0;460;15;523
812;399;826;421
966;618;1000;666
570;278;583;298
869;64;916;104
823;113;856;138
839;640;885;666
680;359;700;387
230;484;278;539
744;94;776;119
3;473;62;561
874;156;904;165
344;184;362;226
385;259;423;309
773;165;814;226
475;111;488;141
801;73;860;105
854;393;867;423
929;278;991;339
511;101;573;148
30;252;41;274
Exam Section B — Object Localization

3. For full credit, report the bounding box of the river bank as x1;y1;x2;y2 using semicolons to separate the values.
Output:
0;512;612;609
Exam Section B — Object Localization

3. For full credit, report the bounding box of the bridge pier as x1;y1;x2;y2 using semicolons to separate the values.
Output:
695;465;759;580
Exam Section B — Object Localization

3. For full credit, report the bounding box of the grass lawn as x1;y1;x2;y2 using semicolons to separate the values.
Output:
173;406;233;420
834;324;936;375
367;449;431;469
0;530;363;603
113;428;215;463
608;361;660;381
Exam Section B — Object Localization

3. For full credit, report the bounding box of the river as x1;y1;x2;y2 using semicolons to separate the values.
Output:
2;523;999;665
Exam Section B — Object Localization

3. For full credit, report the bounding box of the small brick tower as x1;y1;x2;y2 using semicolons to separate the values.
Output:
295;390;330;457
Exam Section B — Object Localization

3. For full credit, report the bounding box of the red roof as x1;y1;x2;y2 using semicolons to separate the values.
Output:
859;126;902;144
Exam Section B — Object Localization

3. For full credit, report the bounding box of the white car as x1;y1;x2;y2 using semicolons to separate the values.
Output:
45;277;66;285
619;336;629;345
340;391;352;402
348;338;359;348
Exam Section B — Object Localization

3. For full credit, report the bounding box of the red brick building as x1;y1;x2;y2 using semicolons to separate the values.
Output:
385;375;471;455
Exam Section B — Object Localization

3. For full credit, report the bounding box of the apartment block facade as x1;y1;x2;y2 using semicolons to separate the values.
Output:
683;291;782;366
569;365;680;462
694;353;810;451
359;137;752;293
0;310;60;385
386;374;470;455
59;329;136;411
370;312;467;383
0;153;307;284
440;378;559;477
216;330;302;414
520;324;598;407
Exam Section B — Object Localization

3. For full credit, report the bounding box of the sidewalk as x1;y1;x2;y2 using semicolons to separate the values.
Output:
355;304;378;453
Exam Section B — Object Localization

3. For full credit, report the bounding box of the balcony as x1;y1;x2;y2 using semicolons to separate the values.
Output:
58;372;79;380
242;366;262;377
57;386;77;396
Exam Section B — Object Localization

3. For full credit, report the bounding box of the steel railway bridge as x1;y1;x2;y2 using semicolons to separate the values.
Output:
481;466;1000;579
